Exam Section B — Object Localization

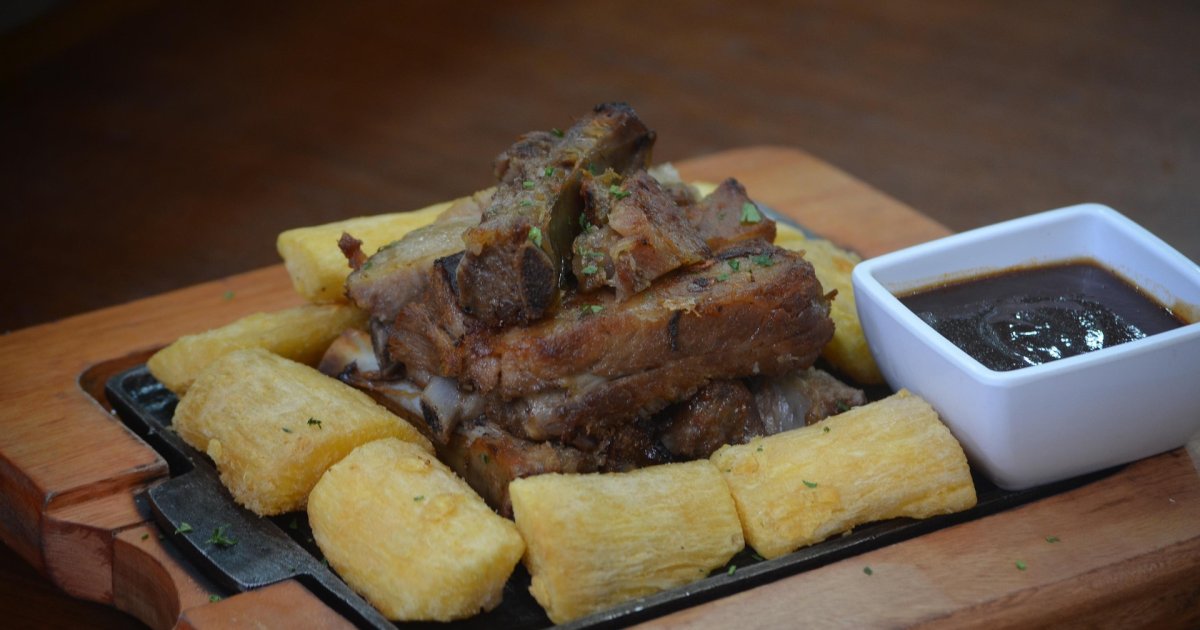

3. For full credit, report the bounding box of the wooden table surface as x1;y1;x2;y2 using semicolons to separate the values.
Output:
2;1;1198;627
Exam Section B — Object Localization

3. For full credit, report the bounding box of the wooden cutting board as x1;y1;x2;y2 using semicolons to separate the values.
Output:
1;147;1197;629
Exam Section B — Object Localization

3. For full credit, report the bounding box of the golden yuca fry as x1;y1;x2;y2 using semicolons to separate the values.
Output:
147;304;366;395
712;390;975;559
277;201;450;303
509;460;744;624
776;225;883;384
174;348;432;515
309;438;524;622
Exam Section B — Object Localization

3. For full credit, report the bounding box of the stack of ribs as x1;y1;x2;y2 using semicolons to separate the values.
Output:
324;103;864;514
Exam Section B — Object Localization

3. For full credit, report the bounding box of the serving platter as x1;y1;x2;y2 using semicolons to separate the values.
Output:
1;147;1198;628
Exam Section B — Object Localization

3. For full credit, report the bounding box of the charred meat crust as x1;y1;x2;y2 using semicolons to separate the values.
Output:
455;103;655;327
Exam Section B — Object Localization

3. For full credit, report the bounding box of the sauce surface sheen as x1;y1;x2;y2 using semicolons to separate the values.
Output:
898;260;1185;372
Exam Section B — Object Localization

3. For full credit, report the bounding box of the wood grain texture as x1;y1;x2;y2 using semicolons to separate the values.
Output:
113;524;221;630
0;146;1195;628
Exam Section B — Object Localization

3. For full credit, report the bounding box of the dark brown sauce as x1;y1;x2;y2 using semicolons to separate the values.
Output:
898;259;1187;371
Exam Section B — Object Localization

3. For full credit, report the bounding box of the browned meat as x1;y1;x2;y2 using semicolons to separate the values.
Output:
686;178;777;251
571;171;710;299
383;240;832;454
752;367;867;432
493;131;562;184
455;103;655;327
657;380;764;460
439;421;601;517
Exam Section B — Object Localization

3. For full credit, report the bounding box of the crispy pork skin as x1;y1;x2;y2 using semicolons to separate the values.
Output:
455;103;655;326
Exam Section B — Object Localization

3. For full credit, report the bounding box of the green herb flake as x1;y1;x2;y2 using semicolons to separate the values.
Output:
582;263;599;276
727;565;737;576
551;127;564;137
756;445;764;452
209;594;222;603
803;480;818;488
414;495;425;502
222;290;235;301
716;273;730;282
751;552;766;562
863;566;874;576
481;453;490;464
1045;535;1060;543
522;179;535;190
579;214;592;231
580;304;604;316
544;166;556;177
751;254;775;267
520;199;534;207
528;226;543;247
282;427;293;433
608;184;631;200
207;525;237;548
823;426;831;433
307;417;323;429
740;202;762;224
175;522;193;535
729;260;741;272
141;533;149;541
1015;560;1027;571
835;401;850;413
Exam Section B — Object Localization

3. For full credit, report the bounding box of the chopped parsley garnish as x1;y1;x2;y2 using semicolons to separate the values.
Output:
802;480;818;488
481;453;489;464
282;427;293;433
222;290;235;301
728;260;741;272
307;417;322;429
751;254;774;267
580;304;604;316
823;426;830;433
1015;560;1028;571
1045;535;1060;543
141;533;149;541
544;166;556;177
716;273;730;282
581;263;598;275
608;184;631;200
413;495;425;502
209;594;222;603
727;565;737;576
756;445;764;452
751;552;765;562
740;202;762;224
174;522;193;535
579;213;593;231
528;226;543;247
522;179;535;190
550;127;564;137
835;401;850;413
207;525;237;548
863;566;873;576
520;199;534;207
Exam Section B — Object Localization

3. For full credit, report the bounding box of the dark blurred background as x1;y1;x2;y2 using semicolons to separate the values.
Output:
2;0;1197;334
0;0;1197;624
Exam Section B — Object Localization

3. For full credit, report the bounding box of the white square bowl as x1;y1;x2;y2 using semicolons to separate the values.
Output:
851;203;1200;490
